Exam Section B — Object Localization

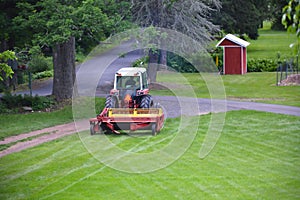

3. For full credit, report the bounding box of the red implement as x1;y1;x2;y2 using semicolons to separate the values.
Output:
89;108;164;136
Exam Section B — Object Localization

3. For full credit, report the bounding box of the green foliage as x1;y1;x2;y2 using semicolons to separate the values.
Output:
167;52;197;73
282;0;300;57
282;0;300;37
247;58;279;72
212;0;264;39
32;70;53;80
29;55;53;73
13;0;132;54
131;56;149;68
0;94;55;113
0;50;16;81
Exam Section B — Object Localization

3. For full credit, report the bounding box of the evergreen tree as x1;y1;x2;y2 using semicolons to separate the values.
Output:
212;0;264;39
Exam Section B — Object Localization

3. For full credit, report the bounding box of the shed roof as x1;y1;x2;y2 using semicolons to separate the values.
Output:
216;34;250;47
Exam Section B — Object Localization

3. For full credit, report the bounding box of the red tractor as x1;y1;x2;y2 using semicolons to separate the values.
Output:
89;67;164;136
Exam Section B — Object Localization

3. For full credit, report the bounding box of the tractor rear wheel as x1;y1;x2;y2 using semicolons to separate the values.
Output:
105;95;118;108
140;95;153;108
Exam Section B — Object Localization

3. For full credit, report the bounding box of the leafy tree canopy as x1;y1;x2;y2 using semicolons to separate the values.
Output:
0;50;16;81
12;0;132;53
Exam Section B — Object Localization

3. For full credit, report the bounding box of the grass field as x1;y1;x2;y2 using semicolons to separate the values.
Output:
247;21;297;60
0;98;105;139
247;30;296;60
154;72;300;107
0;110;299;199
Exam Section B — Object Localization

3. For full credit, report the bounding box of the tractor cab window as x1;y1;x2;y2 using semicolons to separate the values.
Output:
142;72;148;89
117;76;140;89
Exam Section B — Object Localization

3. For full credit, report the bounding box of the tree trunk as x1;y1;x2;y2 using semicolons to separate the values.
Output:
52;36;76;100
147;49;159;83
159;49;167;70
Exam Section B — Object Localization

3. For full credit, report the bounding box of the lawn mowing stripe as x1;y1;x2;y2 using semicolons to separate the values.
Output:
229;133;300;167
1;140;83;182
234;135;299;165
225;178;258;199
100;135;132;150
31;157;98;199
122;136;151;153
209;141;300;198
192;181;221;199
129;134;175;153
0;139;78;179
119;177;147;200
217;136;298;178
39;164;107;200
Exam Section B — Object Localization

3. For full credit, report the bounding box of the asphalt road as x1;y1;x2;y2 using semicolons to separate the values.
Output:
10;40;300;118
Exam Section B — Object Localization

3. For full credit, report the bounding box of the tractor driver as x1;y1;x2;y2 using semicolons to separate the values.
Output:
125;76;136;88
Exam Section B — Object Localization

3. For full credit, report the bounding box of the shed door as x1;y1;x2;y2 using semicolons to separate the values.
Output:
224;47;241;74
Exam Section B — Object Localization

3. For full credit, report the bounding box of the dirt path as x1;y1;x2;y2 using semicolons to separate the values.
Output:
0;120;88;158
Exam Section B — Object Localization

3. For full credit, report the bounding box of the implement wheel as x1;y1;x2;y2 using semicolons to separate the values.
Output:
151;123;157;136
90;123;96;135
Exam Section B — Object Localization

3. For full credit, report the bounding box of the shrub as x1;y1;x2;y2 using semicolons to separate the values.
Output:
32;70;53;80
0;93;55;113
29;55;53;73
247;58;279;72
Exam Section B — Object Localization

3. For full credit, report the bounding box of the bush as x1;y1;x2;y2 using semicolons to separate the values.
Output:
247;58;279;72
29;55;53;73
0;93;55;113
32;70;53;80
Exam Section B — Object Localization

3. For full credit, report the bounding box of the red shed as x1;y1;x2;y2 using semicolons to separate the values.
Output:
216;34;250;75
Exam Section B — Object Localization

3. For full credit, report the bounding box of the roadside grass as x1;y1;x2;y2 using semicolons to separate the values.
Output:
153;71;300;107
0;110;299;199
0;97;105;139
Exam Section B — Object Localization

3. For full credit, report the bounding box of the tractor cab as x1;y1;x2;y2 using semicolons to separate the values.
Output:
114;68;148;91
107;68;151;108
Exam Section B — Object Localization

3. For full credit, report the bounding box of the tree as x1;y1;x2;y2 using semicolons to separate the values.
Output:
131;0;220;82
13;0;131;100
271;0;290;30
0;50;15;81
0;0;39;52
212;0;263;39
282;0;300;57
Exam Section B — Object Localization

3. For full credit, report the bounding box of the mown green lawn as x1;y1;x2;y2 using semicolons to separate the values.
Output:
247;29;296;60
154;72;300;107
0;98;105;139
0;110;299;199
